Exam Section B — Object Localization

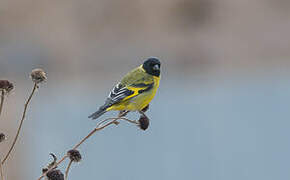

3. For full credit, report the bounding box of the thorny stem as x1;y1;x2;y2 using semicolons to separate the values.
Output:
64;160;73;180
38;113;137;180
2;83;38;164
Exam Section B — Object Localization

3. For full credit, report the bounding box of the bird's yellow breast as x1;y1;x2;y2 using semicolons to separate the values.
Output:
107;76;160;111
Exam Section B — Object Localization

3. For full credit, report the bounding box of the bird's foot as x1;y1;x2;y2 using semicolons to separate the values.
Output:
118;110;130;117
113;121;120;125
141;104;149;112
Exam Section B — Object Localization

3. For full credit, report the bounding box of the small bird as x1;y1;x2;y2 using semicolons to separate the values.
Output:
89;57;161;119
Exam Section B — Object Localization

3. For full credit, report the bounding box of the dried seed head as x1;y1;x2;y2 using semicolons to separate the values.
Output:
0;133;5;142
67;149;82;162
42;153;57;175
30;68;47;84
46;169;64;180
42;168;48;174
0;80;14;93
138;115;150;130
47;153;57;168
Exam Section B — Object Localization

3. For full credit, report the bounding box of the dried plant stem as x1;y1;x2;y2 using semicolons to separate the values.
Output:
64;160;73;180
97;117;138;128
0;158;4;180
2;83;37;164
0;90;5;180
0;90;5;119
38;113;137;180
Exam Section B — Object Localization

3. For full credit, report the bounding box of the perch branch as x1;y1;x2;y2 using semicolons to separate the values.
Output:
38;112;137;180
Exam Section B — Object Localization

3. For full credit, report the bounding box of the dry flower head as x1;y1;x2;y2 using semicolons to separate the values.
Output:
0;80;14;93
46;169;64;180
30;68;47;84
138;115;150;130
67;149;82;162
0;133;5;143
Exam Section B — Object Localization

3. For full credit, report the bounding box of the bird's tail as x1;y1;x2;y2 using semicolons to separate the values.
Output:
89;98;114;120
88;106;107;120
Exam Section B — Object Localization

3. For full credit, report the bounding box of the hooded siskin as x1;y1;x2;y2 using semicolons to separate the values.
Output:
89;57;161;119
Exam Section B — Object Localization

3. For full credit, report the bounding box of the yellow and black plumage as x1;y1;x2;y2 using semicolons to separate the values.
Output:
89;57;161;119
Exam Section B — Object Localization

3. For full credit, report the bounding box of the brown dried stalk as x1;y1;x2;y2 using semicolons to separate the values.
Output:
64;160;73;180
0;159;3;180
0;90;5;119
0;89;5;180
2;83;38;164
38;114;139;180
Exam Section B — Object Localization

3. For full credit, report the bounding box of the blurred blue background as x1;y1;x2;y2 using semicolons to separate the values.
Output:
1;0;290;179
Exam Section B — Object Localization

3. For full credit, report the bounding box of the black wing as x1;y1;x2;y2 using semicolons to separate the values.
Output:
104;83;134;107
88;82;152;120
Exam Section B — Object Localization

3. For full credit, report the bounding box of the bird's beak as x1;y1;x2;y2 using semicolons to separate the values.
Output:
153;64;160;71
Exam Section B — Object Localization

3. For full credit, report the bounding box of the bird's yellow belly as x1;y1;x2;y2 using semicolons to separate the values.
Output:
126;91;156;110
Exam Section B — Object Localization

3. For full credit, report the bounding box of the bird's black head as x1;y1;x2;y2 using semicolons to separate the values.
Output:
142;57;161;77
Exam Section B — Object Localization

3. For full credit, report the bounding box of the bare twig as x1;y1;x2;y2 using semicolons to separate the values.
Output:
97;117;138;128
0;158;4;180
72;118;118;150
38;112;138;180
0;90;5;119
0;90;5;180
2;83;38;164
64;160;73;180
